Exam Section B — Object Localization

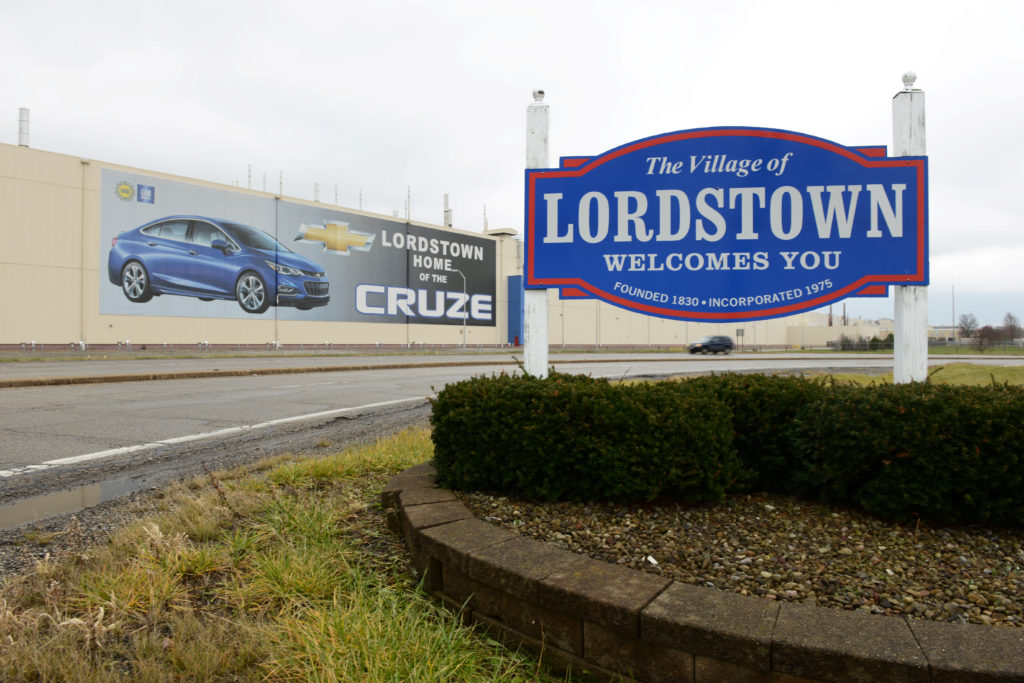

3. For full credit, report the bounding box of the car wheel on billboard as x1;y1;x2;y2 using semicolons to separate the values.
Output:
121;261;153;303
236;272;269;314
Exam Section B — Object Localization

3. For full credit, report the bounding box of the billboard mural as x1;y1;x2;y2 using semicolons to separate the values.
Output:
525;127;928;322
100;170;496;326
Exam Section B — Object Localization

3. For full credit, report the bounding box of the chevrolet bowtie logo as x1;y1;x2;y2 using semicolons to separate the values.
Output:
295;221;375;255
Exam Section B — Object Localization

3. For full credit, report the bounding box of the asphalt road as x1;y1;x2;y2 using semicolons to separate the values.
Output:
1;351;1021;514
0;351;890;465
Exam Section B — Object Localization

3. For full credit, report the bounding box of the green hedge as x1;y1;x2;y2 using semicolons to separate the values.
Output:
682;373;829;493
430;372;739;503
793;382;1024;525
429;372;1024;526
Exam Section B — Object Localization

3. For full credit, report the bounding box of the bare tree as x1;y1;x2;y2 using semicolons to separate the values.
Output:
958;313;979;340
977;325;1001;353
1004;312;1022;341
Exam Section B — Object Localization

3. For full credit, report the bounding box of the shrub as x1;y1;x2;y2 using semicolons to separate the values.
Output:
683;373;829;493
792;382;1024;525
430;371;1024;526
430;372;739;503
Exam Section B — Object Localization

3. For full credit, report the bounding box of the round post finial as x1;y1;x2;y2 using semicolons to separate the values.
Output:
902;71;917;91
532;89;545;103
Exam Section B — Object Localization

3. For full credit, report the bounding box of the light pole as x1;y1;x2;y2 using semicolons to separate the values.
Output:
452;268;467;349
952;284;958;354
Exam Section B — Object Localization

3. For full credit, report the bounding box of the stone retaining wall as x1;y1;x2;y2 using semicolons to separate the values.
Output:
382;463;1024;682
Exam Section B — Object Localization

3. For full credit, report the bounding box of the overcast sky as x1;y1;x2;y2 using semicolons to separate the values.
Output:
3;0;1021;327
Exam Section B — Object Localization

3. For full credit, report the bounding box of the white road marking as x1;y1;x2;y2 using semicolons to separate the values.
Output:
0;396;428;479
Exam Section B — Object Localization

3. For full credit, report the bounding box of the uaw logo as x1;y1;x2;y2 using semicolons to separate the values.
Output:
114;181;135;201
295;221;375;256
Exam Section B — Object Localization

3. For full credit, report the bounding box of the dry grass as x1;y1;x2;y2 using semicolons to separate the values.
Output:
0;428;575;681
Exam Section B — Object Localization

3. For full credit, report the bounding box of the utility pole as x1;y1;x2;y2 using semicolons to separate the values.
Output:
453;268;467;349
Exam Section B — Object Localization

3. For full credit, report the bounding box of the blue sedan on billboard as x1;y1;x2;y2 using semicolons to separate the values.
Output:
107;216;330;314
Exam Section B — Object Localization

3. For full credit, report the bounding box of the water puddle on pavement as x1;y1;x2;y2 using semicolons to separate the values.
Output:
0;477;142;530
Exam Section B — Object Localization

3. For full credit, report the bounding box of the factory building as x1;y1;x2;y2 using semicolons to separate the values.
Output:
1;138;886;350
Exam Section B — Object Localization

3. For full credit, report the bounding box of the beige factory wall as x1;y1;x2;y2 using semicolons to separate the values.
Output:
488;227;522;348
543;289;813;349
1;142;512;347
785;322;885;349
1;144;95;345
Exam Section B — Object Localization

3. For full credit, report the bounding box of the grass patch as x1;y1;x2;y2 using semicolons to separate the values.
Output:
926;362;1024;385
931;345;1024;356
0;428;572;681
804;362;1024;387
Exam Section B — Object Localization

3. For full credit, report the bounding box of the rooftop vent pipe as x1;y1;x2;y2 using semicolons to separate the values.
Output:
18;108;29;147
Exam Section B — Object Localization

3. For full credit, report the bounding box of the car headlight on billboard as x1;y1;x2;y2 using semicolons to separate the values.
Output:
265;260;304;277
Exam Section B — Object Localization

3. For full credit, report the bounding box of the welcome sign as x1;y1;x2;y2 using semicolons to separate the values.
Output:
524;127;928;321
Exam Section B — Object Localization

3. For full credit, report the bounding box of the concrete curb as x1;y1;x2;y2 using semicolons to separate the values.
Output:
382;464;1024;683
0;360;519;388
0;355;700;389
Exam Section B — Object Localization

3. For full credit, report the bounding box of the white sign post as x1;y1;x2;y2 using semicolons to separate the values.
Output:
524;90;550;378
893;72;928;383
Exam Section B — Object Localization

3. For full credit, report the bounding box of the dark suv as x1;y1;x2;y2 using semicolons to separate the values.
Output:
688;335;734;354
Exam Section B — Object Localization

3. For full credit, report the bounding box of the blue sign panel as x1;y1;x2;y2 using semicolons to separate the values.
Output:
524;127;927;321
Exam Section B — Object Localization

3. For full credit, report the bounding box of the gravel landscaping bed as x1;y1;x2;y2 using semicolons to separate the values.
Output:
457;490;1024;628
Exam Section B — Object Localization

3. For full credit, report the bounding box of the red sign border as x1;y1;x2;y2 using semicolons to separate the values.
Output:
525;127;927;321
